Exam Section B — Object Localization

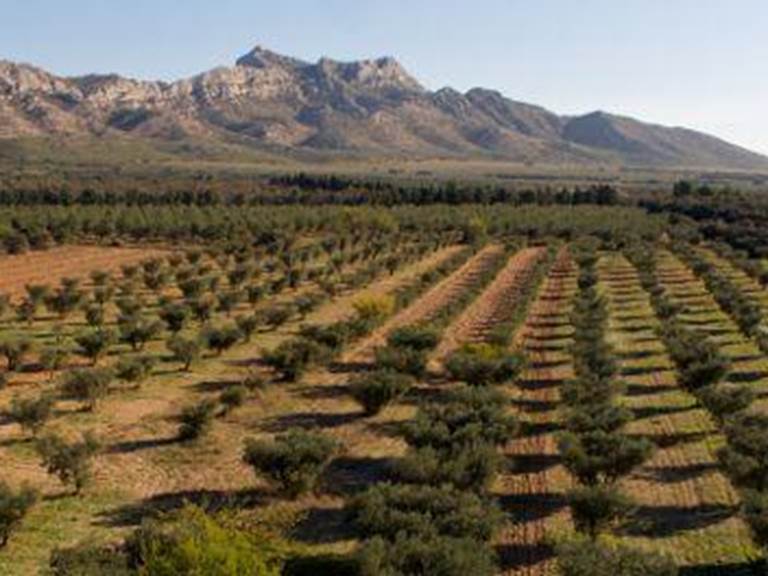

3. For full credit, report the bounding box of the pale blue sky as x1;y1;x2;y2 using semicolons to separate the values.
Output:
2;0;767;153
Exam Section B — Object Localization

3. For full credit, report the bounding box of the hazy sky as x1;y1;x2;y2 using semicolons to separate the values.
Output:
3;0;768;153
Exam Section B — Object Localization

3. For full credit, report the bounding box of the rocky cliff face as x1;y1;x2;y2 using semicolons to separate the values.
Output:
0;46;766;170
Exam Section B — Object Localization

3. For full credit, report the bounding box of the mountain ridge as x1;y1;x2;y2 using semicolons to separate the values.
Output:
1;45;766;172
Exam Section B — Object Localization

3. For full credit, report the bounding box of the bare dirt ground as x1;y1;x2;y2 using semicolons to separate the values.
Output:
495;249;576;576
0;245;169;301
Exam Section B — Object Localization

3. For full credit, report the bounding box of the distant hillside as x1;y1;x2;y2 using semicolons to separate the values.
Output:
1;45;766;172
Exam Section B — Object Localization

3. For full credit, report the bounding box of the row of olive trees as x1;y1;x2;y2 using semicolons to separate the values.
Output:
341;243;543;575
556;243;673;575
673;243;765;345
627;243;768;563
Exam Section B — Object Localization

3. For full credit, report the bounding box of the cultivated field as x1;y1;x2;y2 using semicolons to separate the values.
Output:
1;203;767;575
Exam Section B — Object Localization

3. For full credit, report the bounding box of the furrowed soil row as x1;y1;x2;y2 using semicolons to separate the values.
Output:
432;246;546;362
0;245;170;301
599;253;757;571
496;248;576;576
340;242;507;365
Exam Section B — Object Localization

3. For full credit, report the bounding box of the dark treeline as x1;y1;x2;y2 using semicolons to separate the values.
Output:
643;180;768;257
0;178;621;207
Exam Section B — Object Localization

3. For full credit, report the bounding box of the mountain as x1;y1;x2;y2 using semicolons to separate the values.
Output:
1;45;766;172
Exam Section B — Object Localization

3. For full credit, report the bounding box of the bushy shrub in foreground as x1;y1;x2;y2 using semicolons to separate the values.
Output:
396;443;500;493
350;483;501;542
178;399;218;441
444;343;526;386
556;538;677;576
263;338;332;381
359;532;496;576
566;485;634;540
558;431;653;487
349;370;413;416
243;430;337;496
402;387;517;450
36;432;100;495
0;481;37;548
718;412;768;491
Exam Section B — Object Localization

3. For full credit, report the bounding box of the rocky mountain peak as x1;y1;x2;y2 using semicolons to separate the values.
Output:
0;45;765;171
236;45;308;70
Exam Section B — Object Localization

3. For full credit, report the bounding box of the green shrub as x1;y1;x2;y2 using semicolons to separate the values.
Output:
402;387;517;450
263;338;332;381
201;323;243;356
351;483;501;542
235;314;261;342
40;345;70;378
743;490;768;549
220;385;248;415
36;432;100;495
695;384;754;424
359;533;496;576
299;323;350;352
387;326;440;352
167;335;201;371
374;342;430;377
718;412;768;491
397;443;500;492
558;431;653;486
74;329;115;365
567;485;634;539
9;393;55;436
60;367;114;411
556;538;677;576
565;403;632;435
243;430;337;496
263;306;295;330
0;337;34;371
158;302;189;333
114;355;156;387
350;370;412;416
444;344;526;386
178;399;219;441
0;481;37;548
84;304;105;327
129;504;284;575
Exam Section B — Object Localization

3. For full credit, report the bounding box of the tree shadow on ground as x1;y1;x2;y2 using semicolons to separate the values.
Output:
262;411;360;432
97;487;270;527
193;379;239;393
631;403;696;420
291;506;357;544
106;435;179;454
510;452;561;475
497;491;567;525
496;542;554;573
621;503;737;537
625;382;676;397
296;384;349;401
521;420;562;437
637;429;711;448
637;462;721;484
323;455;394;497
679;560;763;576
